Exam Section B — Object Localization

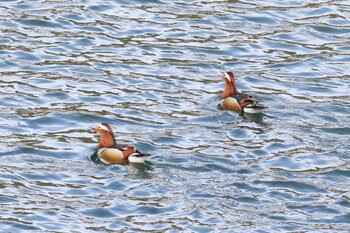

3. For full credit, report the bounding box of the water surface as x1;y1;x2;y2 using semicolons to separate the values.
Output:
0;0;349;232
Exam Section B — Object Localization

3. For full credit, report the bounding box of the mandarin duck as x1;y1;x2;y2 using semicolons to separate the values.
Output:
91;123;149;164
219;71;266;114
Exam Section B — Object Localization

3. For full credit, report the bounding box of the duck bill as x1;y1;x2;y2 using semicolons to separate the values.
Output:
220;74;226;81
91;128;97;133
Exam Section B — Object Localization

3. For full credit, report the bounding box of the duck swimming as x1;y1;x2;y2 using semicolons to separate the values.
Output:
220;71;266;114
91;123;149;164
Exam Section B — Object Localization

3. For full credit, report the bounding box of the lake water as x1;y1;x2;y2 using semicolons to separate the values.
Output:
0;0;349;232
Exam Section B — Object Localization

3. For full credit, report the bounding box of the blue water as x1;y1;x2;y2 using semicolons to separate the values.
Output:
0;0;349;232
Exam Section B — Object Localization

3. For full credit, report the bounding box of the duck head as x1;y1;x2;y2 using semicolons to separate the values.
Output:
220;71;239;99
92;123;116;149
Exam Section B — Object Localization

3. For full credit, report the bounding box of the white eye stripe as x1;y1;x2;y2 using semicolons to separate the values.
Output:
224;72;231;81
97;124;109;132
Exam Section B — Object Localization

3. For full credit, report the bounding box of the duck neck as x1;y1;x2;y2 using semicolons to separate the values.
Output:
98;132;115;149
221;81;238;99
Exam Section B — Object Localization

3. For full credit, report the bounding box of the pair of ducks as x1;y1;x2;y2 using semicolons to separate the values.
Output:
92;72;266;164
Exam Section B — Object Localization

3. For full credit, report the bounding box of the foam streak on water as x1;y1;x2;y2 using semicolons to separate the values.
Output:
0;0;349;232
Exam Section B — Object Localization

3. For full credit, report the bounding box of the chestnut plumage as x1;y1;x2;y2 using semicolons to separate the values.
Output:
91;123;150;164
220;71;266;114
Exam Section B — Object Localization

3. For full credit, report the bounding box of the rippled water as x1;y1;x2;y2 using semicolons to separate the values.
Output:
1;0;350;232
